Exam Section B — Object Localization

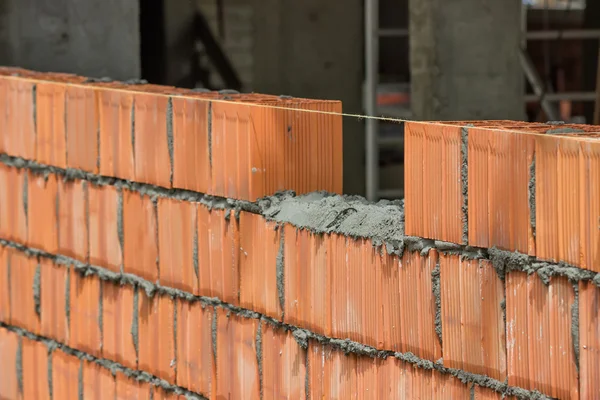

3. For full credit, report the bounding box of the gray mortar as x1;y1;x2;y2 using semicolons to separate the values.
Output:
528;155;536;238
16;335;23;394
545;121;565;125
276;227;285;319
131;100;136;167
192;227;199;280
211;308;217;363
33;263;41;316
32;84;37;136
256;321;263;400
207;103;212;168
47;349;53;400
117;188;124;272
65;264;71;329
131;286;139;363
546;127;586;135
305;348;310;400
431;261;443;345
261;192;405;255
470;383;475;400
23;172;28;223
78;359;83;400
500;298;507;333
166;98;174;187
571;282;580;372
461;126;471;245
83;182;90;260
292;328;310;350
219;89;239;95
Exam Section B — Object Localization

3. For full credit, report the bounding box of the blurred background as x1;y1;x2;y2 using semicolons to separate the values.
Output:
0;0;597;199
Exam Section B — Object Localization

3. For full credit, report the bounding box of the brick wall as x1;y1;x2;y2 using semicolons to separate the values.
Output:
0;68;599;399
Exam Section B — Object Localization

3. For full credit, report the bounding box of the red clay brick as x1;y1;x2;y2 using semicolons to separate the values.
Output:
505;272;578;399
27;172;59;253
82;359;116;400
65;85;99;173
261;322;307;399
283;225;331;336
175;301;213;395
69;270;102;357
171;96;211;193
0;328;20;400
9;251;40;333
35;81;67;168
157;198;197;293
535;134;560;263
138;292;176;383
404;122;425;239
197;206;240;303
0;165;28;243
98;88;135;181
580;140;600;272
557;138;581;266
22;337;50;400
102;280;137;370
215;307;260;399
0;246;9;323
3;78;36;160
152;386;185;400
40;258;69;344
439;255;507;380
579;280;600;398
123;190;158;282
378;250;402;352
57;179;89;262
239;212;281;319
52;350;81;400
115;371;152;400
133;93;171;187
88;184;122;273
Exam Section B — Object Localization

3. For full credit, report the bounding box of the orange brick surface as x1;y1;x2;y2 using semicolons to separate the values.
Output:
69;270;102;356
22;337;51;400
123;190;159;282
40;258;69;344
102;280;137;370
35;81;67;168
52;349;81;400
57;179;89;262
88;184;122;273
27;172;59;253
9;251;40;333
0;165;28;243
82;359;117;400
0;328;20;400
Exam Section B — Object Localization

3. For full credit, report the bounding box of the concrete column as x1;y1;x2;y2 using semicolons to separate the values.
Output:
409;0;525;121
252;0;365;196
0;0;140;80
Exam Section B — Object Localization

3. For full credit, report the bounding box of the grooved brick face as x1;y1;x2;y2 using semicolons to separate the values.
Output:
52;349;81;400
98;88;135;180
239;211;282;319
171;96;210;193
261;322;307;399
1;77;36;159
0;328;19;400
88;184;122;273
175;301;213;395
57;179;89;262
9;250;40;333
137;291;176;383
65;85;99;173
505;272;578;399
22;337;50;400
215;307;260;399
115;370;152;400
82;359;117;400
27;172;59;253
197;206;240;303
157;197;197;293
439;255;506;380
0;165;28;243
35;81;67;168
69;270;102;357
578;281;600;398
133;92;172;187
123;190;159;282
102;280;137;370
0;246;9;323
40;258;69;344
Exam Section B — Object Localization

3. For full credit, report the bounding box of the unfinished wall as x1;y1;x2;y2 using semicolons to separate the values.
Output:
0;68;599;399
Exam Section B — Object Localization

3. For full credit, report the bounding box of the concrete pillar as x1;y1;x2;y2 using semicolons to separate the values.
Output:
409;0;525;121
252;0;365;195
0;0;140;80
